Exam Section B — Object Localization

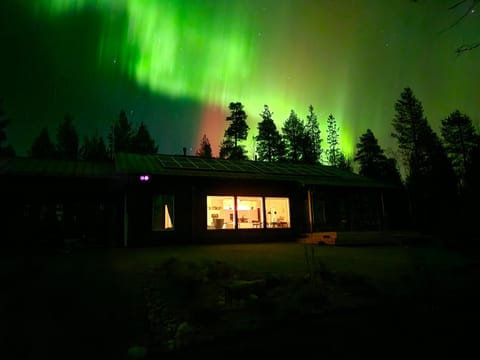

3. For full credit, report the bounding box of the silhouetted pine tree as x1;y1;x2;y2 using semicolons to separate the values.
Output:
325;113;345;167
109;110;134;155
463;143;480;239
219;102;249;160
56;113;79;160
391;87;430;172
355;129;402;185
441;110;480;184
282;110;304;162
132;121;158;154
196;134;212;158
392;87;457;233
30;127;56;159
219;138;234;159
303;105;322;164
255;105;285;162
0;97;15;157
80;134;110;161
336;153;354;172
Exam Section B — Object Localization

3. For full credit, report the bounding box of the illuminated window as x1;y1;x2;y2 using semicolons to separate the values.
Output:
237;197;264;229
207;196;235;230
152;194;174;231
207;195;290;230
265;197;290;228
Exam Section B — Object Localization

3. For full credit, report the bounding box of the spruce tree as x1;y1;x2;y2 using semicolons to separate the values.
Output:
56;113;79;160
304;105;322;164
219;138;235;159
391;87;430;173
219;102;249;160
355;129;401;185
463;143;480;238
392;87;457;232
255;105;284;162
282;109;304;162
30;127;56;159
336;153;354;171
81;134;110;161
325;113;343;167
109;109;134;155
196;134;212;158
132;121;158;154
441;110;480;183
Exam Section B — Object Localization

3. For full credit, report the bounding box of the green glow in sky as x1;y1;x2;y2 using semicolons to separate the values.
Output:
34;0;355;156
127;0;255;102
4;0;478;159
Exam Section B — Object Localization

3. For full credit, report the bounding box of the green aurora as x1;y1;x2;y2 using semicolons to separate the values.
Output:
1;0;479;159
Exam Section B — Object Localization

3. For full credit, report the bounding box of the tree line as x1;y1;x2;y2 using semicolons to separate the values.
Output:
0;108;158;161
197;102;352;170
2;91;479;192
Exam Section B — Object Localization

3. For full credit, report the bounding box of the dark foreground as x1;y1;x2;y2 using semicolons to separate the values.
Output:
168;307;479;358
2;243;479;359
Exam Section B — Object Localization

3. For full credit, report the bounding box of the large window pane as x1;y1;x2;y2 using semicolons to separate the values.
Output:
152;194;174;231
265;197;290;228
237;197;264;229
207;196;235;230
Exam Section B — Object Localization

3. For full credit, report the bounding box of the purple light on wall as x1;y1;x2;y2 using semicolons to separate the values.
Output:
139;175;150;182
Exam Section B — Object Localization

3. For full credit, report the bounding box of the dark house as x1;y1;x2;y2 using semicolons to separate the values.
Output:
0;153;397;248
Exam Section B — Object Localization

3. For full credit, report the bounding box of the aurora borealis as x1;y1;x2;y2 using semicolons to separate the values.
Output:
1;0;479;159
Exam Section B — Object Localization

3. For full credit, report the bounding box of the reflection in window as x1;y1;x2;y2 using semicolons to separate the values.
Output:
237;197;263;229
207;196;235;230
152;194;174;231
265;197;290;228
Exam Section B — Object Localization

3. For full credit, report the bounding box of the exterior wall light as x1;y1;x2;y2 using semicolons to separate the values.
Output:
140;175;150;181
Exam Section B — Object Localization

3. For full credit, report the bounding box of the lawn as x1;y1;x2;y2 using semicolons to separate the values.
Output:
4;241;480;359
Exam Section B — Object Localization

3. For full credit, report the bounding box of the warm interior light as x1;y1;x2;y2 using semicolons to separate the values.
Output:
164;204;173;229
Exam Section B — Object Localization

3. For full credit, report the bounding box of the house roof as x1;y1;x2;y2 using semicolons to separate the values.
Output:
0;156;114;178
0;153;394;189
114;153;393;188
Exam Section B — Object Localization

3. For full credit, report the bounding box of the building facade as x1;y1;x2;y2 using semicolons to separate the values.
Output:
116;153;393;247
0;153;396;248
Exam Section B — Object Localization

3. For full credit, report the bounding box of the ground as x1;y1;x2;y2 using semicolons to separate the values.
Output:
2;242;480;359
141;254;480;357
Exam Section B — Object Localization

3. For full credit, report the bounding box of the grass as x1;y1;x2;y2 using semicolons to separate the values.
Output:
110;242;472;287
4;241;480;359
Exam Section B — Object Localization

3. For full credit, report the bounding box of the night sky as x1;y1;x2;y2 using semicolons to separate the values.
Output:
1;0;478;159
